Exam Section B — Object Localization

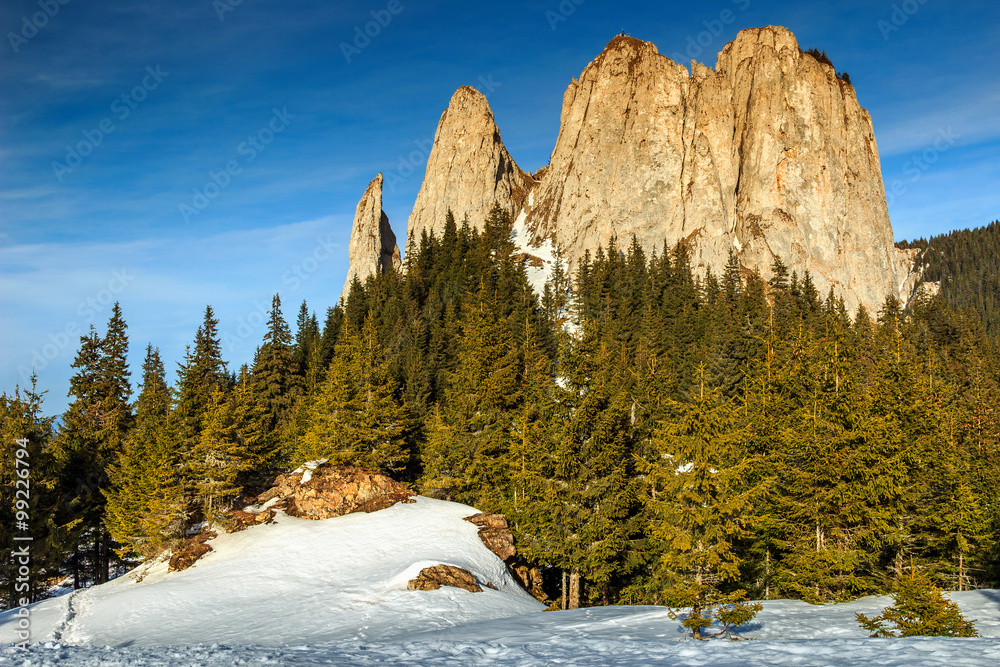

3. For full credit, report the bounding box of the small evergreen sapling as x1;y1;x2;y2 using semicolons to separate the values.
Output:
855;570;978;637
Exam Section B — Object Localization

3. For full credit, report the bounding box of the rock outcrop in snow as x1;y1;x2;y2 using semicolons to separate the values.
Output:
407;564;484;593
405;27;919;315
464;513;516;562
168;531;216;572
341;173;401;303
251;463;415;521
0;497;543;647
406;86;535;242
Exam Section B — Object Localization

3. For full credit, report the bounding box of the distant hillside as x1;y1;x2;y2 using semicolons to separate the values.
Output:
898;220;1000;337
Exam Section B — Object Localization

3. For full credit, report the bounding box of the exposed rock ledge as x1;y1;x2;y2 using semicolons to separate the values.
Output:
407;564;485;593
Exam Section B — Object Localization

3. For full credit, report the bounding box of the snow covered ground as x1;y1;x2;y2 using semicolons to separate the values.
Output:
2;496;998;665
0;497;541;648
511;196;558;296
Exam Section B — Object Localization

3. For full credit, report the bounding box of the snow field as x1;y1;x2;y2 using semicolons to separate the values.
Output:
0;497;542;647
1;496;998;665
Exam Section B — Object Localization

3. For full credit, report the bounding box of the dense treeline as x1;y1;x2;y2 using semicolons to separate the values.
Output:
3;206;999;610
898;220;1000;339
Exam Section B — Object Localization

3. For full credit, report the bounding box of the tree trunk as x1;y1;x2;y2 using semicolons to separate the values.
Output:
568;569;580;610
101;529;111;584
561;570;567;610
93;533;102;585
765;548;771;600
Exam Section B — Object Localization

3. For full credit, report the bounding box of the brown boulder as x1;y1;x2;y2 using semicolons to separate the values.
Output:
225;509;277;533
169;531;217;572
509;558;549;602
464;513;516;561
407;565;483;593
255;464;415;521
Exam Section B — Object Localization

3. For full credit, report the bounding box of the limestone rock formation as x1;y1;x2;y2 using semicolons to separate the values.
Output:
250;463;415;521
403;27;918;315
341;173;401;303
464;513;516;561
520;29;918;314
407;564;484;593
406;86;535;242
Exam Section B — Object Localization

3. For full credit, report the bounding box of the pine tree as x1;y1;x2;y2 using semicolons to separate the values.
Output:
301;314;411;475
104;345;183;559
856;569;978;637
641;367;761;638
191;368;265;520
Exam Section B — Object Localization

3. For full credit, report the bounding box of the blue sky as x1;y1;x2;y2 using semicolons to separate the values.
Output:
2;0;998;416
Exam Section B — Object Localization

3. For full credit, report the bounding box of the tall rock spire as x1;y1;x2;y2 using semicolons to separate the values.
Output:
515;27;916;314
391;26;918;314
341;173;400;303
406;86;534;242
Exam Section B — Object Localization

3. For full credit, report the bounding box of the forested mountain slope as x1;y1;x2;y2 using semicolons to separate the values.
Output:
898;220;1000;338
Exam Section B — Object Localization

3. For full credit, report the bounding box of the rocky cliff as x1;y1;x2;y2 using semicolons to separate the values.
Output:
395;26;917;314
341;173;401;303
406;86;535;242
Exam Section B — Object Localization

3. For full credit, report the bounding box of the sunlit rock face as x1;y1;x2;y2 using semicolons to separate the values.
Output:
341;172;401;303
406;86;535;243
406;27;917;313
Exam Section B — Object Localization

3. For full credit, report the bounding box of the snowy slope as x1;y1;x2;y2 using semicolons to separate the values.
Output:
0;497;543;647
2;496;999;665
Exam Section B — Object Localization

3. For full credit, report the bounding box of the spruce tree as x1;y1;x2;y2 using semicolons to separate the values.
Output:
856;569;978;637
53;305;133;586
104;345;183;559
192;368;265;520
301;313;411;475
171;306;229;502
0;379;68;606
420;286;520;505
641;368;761;638
252;294;301;471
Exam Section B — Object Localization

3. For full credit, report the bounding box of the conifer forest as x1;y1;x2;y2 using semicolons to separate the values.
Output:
3;207;999;610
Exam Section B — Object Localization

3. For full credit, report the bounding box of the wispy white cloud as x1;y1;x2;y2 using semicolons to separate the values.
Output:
1;216;351;413
874;87;1000;156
